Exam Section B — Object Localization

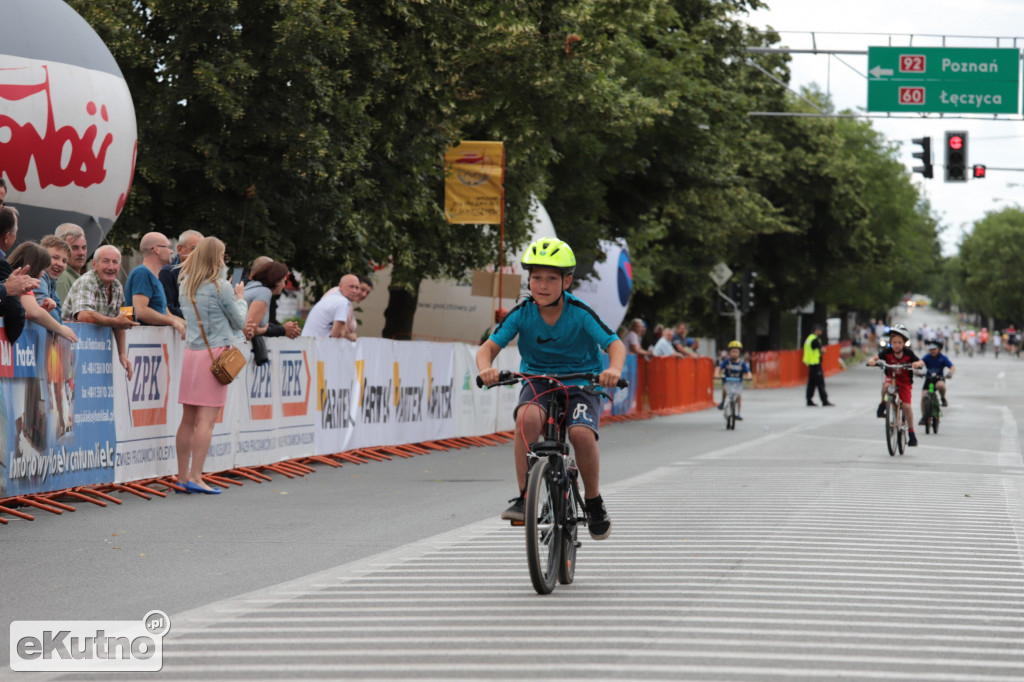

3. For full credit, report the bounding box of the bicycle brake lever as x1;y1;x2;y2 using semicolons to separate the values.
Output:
582;385;612;401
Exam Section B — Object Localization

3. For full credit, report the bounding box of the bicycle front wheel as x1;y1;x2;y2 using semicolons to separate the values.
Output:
525;458;561;595
923;395;932;434
897;407;908;455
726;398;736;430
885;400;898;457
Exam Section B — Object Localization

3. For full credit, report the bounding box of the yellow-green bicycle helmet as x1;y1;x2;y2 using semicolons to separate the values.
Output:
728;340;743;349
521;238;576;276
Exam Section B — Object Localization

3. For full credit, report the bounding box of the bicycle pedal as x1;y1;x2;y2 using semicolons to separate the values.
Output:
509;520;525;527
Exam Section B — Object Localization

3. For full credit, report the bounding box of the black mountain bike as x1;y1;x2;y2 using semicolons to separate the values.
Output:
477;371;628;594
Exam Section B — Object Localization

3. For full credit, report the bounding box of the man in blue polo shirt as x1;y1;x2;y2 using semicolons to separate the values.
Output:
124;232;186;338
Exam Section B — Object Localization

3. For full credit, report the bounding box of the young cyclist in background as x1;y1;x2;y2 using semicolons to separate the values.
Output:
867;324;925;447
477;238;625;541
715;340;753;418
920;340;955;418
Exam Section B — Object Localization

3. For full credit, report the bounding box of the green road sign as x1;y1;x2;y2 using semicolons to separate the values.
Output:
866;46;1020;114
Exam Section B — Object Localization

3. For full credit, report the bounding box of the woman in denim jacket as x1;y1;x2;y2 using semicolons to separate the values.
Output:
175;237;250;494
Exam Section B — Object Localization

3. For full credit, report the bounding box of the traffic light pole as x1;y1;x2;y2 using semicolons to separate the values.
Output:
716;285;742;342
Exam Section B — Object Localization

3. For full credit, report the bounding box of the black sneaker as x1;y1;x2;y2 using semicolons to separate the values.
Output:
822;401;835;407
876;403;885;418
908;433;918;447
501;496;525;522
807;401;818;407
941;397;948;407
918;417;926;426
717;400;725;410
735;414;743;421
585;496;612;541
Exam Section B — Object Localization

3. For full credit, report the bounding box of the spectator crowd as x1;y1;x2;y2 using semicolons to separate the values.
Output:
0;180;377;493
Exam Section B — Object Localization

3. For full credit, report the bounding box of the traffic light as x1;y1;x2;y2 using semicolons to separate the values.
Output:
740;271;756;313
911;137;933;178
945;131;968;182
973;164;987;179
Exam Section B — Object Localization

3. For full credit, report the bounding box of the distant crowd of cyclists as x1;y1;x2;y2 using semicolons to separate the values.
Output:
856;320;1019;358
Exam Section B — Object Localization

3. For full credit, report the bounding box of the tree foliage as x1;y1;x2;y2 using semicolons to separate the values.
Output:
957;207;1024;322
69;0;944;342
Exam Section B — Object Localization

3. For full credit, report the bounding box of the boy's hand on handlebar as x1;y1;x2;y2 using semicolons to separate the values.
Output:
478;367;500;387
598;367;622;388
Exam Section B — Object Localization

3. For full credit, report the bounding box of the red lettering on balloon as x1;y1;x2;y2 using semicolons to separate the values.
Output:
0;65;113;191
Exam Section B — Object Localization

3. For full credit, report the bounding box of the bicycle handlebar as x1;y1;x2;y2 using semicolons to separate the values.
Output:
869;361;925;376
476;370;629;390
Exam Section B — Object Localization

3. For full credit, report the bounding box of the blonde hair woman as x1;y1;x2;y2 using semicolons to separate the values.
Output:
175;237;249;494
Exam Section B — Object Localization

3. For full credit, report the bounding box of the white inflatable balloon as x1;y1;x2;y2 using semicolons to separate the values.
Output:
0;0;137;251
573;239;631;334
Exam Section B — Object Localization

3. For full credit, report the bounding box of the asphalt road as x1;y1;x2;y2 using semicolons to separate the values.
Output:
3;306;1024;680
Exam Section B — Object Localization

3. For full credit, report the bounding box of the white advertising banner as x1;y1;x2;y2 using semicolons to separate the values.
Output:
312;338;359;456
452;342;521;438
113;328;183;483
234;337;316;467
312;338;455;455
350;338;454;450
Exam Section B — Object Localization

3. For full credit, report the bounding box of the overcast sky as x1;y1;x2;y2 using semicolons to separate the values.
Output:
744;0;1024;255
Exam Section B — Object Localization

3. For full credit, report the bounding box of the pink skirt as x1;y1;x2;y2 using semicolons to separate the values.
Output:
179;347;231;407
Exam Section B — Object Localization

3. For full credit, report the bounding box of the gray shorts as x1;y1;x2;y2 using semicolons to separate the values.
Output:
514;379;602;439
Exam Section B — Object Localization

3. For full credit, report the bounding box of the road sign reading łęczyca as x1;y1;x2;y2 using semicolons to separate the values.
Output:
867;47;1020;114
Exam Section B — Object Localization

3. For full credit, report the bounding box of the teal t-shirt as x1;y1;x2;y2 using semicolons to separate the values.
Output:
489;292;618;383
124;265;168;320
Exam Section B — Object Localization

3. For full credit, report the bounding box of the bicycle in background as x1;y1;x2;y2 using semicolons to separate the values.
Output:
920;371;951;435
477;370;628;595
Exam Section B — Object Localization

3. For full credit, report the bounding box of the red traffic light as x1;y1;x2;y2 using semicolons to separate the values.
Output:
948;135;963;150
973;164;987;179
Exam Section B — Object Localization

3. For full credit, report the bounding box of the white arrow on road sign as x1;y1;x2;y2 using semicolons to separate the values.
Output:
869;65;894;78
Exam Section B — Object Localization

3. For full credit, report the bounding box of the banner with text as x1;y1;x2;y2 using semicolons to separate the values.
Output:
2;322;116;497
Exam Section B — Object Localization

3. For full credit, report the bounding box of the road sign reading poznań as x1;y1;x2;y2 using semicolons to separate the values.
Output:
867;47;1020;114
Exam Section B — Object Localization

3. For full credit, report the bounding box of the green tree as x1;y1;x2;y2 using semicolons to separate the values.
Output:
958;207;1024;322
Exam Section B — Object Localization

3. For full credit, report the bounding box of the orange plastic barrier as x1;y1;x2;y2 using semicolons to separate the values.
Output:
645;356;715;414
750;344;844;389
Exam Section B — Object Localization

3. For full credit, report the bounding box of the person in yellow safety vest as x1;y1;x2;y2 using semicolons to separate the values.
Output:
803;322;834;407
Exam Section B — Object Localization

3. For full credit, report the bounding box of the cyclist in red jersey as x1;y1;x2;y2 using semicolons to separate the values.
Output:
867;324;925;446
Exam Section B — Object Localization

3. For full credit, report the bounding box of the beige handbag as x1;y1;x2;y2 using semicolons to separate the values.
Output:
190;299;247;385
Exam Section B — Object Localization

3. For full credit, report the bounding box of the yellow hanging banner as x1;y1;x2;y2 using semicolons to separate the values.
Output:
444;141;505;224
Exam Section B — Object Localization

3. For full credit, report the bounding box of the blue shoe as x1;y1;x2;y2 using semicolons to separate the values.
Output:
185;481;221;495
174;480;190;494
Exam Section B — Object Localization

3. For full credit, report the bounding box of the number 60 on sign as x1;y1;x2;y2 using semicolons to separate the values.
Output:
899;87;925;105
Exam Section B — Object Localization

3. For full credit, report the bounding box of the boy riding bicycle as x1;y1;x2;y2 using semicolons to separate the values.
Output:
476;238;625;541
715;340;753;418
919;340;955;420
867;324;924;447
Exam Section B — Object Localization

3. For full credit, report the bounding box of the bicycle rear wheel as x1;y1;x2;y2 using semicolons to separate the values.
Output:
525;458;561;595
558;481;581;585
885;400;898;457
